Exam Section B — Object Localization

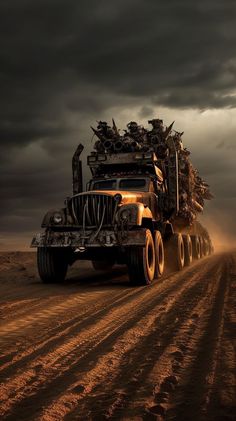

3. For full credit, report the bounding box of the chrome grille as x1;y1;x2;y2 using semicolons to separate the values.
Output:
72;193;116;227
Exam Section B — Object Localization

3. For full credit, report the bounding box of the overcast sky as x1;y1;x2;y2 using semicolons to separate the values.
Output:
0;0;236;249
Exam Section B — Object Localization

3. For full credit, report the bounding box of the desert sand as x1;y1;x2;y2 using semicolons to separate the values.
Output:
0;251;235;420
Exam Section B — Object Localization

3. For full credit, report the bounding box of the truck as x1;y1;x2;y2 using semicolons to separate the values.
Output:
31;118;213;285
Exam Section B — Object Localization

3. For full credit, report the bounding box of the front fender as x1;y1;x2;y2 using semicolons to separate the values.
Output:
136;203;153;225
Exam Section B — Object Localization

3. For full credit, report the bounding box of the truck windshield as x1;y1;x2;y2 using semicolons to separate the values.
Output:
92;179;116;190
119;179;146;190
91;178;148;191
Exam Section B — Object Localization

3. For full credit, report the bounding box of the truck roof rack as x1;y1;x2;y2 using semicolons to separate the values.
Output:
87;151;158;167
87;151;163;180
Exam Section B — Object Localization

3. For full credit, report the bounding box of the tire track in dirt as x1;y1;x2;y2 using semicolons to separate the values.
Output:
143;256;231;421
62;257;224;421
0;285;146;375
166;254;235;421
0;267;128;327
1;254;234;421
0;287;130;343
0;288;131;370
0;258;217;419
0;258;206;366
0;257;221;420
0;263;124;303
209;261;236;421
0;268;132;363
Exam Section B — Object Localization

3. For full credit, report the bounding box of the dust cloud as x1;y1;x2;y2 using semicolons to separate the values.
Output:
200;212;236;252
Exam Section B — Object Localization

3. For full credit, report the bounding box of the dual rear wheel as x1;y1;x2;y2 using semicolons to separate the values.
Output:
127;229;164;286
164;233;185;272
127;230;194;285
183;234;193;266
128;230;209;285
190;235;213;258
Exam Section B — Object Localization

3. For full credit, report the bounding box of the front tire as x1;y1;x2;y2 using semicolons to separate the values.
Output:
127;229;155;285
37;247;68;283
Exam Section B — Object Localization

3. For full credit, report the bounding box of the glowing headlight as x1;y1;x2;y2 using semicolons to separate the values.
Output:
53;212;63;224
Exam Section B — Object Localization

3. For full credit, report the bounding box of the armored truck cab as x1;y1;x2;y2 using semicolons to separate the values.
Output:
31;119;213;285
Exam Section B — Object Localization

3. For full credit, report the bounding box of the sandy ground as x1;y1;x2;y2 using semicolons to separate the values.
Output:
0;251;235;421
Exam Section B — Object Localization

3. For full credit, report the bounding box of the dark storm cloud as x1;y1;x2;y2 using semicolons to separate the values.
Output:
0;0;236;242
1;1;236;123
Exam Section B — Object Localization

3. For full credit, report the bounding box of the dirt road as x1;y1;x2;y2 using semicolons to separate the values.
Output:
0;251;235;421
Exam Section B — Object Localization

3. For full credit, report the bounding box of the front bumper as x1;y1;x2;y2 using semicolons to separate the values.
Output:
31;229;146;248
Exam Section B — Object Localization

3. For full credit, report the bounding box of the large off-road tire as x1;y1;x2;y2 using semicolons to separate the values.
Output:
182;234;192;266
92;260;114;271
191;235;201;259
37;247;68;283
127;229;155;285
202;237;210;256
199;236;204;257
209;242;215;255
165;233;185;271
154;230;164;278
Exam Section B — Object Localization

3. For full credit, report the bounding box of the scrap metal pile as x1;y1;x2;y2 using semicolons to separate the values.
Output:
91;119;213;225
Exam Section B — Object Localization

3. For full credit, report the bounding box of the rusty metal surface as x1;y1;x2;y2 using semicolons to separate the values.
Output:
31;229;146;248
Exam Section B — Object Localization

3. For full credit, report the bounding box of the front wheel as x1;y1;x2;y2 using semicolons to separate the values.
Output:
37;247;68;283
127;229;155;285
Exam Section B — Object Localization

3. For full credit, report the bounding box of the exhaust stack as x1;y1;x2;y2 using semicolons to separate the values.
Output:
72;144;84;195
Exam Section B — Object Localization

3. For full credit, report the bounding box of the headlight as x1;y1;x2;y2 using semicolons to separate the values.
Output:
120;209;131;221
41;209;66;227
53;212;63;224
118;205;138;224
114;193;122;204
